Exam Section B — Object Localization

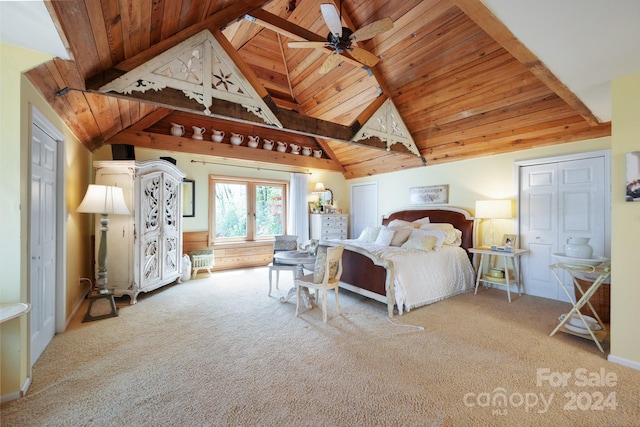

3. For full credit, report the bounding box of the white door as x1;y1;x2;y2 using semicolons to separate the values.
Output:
30;123;57;365
519;154;608;301
350;182;378;239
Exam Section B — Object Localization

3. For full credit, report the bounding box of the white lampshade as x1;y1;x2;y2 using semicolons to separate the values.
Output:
314;182;326;192
475;199;512;219
77;185;130;215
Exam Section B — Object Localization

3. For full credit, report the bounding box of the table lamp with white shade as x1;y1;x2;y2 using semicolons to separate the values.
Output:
474;199;513;247
77;184;130;322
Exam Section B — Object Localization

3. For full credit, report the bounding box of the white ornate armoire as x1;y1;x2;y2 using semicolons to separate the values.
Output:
93;160;186;303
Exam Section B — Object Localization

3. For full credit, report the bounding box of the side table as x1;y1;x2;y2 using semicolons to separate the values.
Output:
274;250;317;307
469;247;528;303
549;262;610;353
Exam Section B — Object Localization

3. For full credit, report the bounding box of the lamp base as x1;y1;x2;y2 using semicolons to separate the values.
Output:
83;292;119;322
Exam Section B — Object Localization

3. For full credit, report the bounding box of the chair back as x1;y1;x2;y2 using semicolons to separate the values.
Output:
273;235;298;264
324;245;344;284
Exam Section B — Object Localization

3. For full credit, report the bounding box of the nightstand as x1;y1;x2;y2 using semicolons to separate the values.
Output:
469;247;528;302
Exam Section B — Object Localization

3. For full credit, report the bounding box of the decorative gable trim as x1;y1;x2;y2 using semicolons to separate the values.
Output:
352;99;419;156
99;30;282;128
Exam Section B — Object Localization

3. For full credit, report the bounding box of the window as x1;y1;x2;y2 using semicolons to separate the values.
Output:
209;176;287;243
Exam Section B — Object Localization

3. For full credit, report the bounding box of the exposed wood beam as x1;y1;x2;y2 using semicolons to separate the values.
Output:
107;129;346;173
130;108;172;131
453;0;601;126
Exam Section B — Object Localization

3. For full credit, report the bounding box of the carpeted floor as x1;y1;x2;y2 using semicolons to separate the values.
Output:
1;267;639;426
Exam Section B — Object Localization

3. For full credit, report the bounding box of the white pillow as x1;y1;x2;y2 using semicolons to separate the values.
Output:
401;233;438;252
419;223;459;245
374;226;396;246
358;226;380;242
412;217;430;226
387;219;419;229
390;227;413;246
411;228;448;249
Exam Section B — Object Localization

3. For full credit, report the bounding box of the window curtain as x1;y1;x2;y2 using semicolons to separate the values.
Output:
289;173;309;244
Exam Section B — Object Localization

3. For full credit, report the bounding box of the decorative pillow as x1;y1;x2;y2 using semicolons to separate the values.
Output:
401;233;438;252
374;226;396;246
419;223;459;245
387;219;419;229
449;229;463;247
357;226;381;242
312;246;339;283
390;227;413;246
411;228;448;249
412;217;430;226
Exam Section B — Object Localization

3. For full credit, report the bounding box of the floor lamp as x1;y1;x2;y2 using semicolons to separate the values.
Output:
474;199;513;247
77;184;130;322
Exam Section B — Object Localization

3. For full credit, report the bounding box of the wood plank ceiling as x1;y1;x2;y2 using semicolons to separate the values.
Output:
25;0;611;178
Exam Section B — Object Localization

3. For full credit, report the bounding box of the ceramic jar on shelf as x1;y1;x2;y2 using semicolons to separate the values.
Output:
247;135;260;148
211;129;224;142
191;126;205;140
276;141;287;152
230;133;244;146
170;123;185;137
263;139;274;150
289;143;301;155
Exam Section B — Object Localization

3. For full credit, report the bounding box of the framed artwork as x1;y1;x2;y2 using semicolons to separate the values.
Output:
183;179;195;217
409;185;449;205
502;234;517;248
626;151;640;202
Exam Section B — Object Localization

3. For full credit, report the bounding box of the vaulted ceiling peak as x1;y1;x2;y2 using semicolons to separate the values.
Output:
99;30;282;128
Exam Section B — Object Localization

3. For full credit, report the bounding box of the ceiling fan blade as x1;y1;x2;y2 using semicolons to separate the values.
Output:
350;17;394;42
288;41;329;49
348;46;380;67
320;4;342;38
319;52;342;74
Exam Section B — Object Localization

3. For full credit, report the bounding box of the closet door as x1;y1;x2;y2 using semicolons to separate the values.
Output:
350;182;378;239
520;155;607;301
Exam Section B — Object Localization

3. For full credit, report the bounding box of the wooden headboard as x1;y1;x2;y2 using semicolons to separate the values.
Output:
381;207;475;260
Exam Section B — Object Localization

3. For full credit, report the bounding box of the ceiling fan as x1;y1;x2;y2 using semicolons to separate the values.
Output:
288;2;393;74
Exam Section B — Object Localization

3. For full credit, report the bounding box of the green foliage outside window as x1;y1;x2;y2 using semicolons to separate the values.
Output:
213;181;285;239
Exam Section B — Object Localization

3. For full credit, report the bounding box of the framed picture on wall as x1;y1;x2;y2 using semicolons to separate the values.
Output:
409;184;449;205
626;151;640;202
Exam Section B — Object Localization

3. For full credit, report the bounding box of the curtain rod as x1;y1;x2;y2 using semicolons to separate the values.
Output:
190;159;312;175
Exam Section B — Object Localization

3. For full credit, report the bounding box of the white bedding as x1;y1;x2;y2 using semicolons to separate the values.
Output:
334;239;475;314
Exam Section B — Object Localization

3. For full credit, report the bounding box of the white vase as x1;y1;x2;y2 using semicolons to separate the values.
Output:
565;237;593;259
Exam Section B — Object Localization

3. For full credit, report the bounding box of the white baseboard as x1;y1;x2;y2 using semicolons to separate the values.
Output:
608;354;640;371
0;376;31;403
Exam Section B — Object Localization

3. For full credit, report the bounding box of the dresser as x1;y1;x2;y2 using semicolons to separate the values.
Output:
310;213;348;241
93;160;186;303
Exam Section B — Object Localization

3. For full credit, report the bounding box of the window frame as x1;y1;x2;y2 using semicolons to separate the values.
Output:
208;175;288;244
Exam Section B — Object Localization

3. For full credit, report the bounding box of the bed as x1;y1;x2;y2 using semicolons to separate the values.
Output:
324;207;476;317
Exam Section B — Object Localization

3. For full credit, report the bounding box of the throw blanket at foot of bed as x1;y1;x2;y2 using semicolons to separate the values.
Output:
327;240;475;316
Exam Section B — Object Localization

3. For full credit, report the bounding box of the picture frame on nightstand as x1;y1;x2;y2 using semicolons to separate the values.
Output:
502;234;517;248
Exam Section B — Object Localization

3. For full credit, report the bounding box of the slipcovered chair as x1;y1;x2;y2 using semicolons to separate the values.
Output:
295;245;344;322
268;235;299;296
